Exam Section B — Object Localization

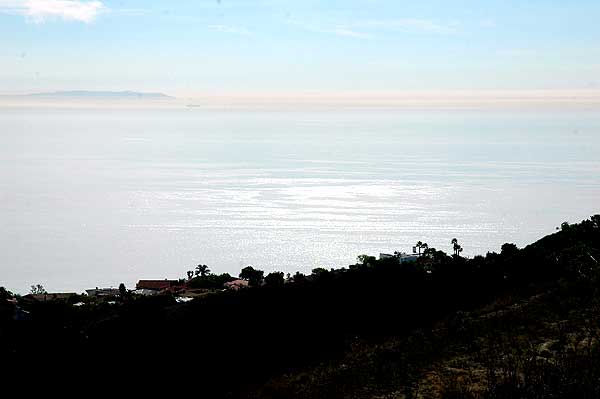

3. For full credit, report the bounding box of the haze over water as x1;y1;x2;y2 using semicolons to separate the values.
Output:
1;106;599;293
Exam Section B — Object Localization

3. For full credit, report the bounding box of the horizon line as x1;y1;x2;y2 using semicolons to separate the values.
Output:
2;89;600;110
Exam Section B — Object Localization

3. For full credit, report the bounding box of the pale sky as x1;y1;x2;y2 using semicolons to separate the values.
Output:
1;0;599;96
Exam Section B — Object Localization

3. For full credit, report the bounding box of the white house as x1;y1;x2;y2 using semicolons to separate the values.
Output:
85;288;120;297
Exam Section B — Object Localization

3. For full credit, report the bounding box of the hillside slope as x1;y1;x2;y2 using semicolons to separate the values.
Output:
1;215;598;397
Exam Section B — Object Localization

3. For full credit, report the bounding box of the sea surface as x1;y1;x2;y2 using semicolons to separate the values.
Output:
1;107;599;293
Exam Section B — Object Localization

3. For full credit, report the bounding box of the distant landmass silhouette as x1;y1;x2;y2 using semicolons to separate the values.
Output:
23;90;175;99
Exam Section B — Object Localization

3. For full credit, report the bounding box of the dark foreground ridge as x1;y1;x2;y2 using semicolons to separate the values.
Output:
1;215;599;397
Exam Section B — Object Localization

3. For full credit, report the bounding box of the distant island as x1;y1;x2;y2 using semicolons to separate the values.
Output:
23;90;175;99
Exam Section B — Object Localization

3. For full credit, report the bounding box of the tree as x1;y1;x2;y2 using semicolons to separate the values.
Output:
239;265;256;280
119;283;127;297
415;241;423;255
30;284;46;295
451;238;463;257
311;267;333;282
188;273;235;289
187;270;194;280
415;241;428;255
451;238;457;255
292;271;307;283
356;254;376;266
423;247;436;257
264;272;285;287
500;243;519;258
195;264;211;278
239;266;264;287
311;267;329;276
422;246;450;264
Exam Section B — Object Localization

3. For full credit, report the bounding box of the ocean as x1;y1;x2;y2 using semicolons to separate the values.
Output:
1;107;599;293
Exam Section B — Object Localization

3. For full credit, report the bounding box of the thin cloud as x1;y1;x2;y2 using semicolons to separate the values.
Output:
360;19;459;34
0;0;105;23
330;27;370;38
288;18;456;39
288;20;371;39
208;24;252;36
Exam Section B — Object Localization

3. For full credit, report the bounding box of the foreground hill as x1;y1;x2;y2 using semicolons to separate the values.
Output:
1;215;599;396
254;272;600;398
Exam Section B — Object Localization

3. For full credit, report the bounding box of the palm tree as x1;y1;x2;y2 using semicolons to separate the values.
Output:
195;264;211;278
451;238;459;256
187;270;194;280
415;241;423;255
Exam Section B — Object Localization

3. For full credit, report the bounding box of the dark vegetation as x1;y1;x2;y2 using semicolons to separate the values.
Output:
187;271;235;289
1;215;599;397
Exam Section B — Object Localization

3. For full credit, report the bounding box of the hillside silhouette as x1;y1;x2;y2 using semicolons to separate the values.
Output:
1;215;599;397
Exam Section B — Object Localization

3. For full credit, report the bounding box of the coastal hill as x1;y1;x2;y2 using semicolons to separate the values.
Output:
1;215;599;396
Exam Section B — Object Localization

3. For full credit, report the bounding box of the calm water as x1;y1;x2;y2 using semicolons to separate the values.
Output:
1;107;599;293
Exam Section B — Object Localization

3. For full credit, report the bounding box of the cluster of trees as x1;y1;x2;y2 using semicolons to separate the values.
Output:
29;284;46;295
186;264;211;279
186;238;467;292
185;264;290;289
414;240;428;254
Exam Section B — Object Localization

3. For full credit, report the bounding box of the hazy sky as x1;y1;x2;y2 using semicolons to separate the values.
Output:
1;0;599;95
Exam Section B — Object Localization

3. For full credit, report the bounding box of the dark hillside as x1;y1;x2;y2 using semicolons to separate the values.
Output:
1;215;598;396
